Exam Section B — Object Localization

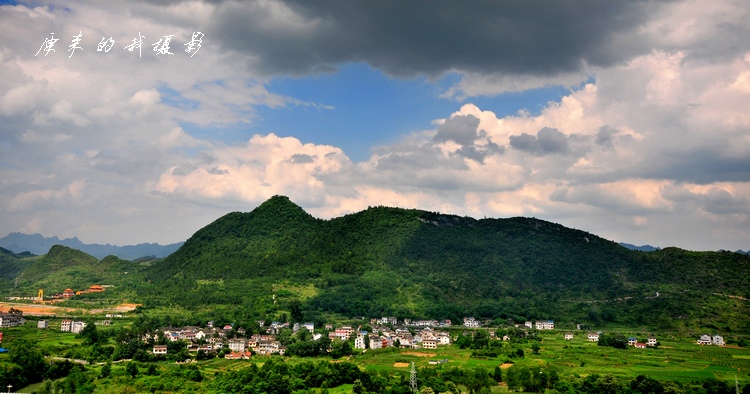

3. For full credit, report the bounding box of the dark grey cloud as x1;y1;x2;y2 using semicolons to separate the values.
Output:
374;144;469;172
661;184;749;215
456;139;505;163
641;149;750;185
432;115;504;163
207;167;229;174
434;115;481;146
209;0;658;77
289;153;315;164
595;126;618;147
510;127;570;155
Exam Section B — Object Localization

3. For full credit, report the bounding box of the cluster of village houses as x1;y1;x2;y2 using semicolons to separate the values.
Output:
145;317;456;359
0;313;728;359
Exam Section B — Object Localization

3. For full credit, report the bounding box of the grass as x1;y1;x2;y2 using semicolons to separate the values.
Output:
4;320;750;392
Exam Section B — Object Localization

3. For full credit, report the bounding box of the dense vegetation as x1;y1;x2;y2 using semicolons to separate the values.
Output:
134;196;750;333
2;195;750;334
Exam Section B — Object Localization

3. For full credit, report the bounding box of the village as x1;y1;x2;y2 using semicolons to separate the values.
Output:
13;314;731;361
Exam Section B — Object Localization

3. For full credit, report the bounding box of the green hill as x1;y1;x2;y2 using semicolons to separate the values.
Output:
139;195;750;332
14;245;138;294
0;247;38;291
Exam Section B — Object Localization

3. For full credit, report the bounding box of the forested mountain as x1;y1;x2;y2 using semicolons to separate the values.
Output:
0;232;182;260
0;246;37;290
138;195;750;332
11;245;139;293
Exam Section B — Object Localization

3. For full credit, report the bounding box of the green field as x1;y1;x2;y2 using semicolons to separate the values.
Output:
2;320;749;393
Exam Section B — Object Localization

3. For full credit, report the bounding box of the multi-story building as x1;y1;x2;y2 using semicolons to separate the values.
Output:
71;321;86;334
0;313;26;328
535;320;554;330
228;339;247;352
354;335;366;349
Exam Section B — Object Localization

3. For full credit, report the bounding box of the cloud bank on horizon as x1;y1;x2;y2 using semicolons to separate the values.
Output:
1;0;749;251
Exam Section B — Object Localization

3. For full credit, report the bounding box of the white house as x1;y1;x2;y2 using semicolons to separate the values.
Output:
422;339;438;349
257;341;285;355
369;335;382;350
303;322;315;332
463;317;479;328
354;335;366;349
153;345;167;355
536;320;554;330
525;321;533;329
697;334;712;345
588;332;599;342
647;336;657;346
712;335;725;346
332;329;351;340
565;333;574;341
228;339;247;352
71;321;86;334
38;320;49;329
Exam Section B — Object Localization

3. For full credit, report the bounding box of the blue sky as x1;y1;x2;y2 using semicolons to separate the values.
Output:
181;63;571;162
1;0;749;251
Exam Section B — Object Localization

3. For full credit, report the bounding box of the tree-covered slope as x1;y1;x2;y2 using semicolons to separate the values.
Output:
13;245;138;293
136;195;750;331
0;247;38;292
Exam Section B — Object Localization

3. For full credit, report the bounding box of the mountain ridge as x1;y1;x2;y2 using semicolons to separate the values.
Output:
3;196;748;332
0;232;183;260
138;195;750;331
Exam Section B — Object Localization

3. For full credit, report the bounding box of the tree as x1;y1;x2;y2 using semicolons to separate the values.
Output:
99;362;111;379
467;367;494;393
455;334;472;349
630;374;663;394
297;327;312;342
331;339;353;359
126;361;138;378
594;374;624;394
8;340;48;385
472;330;490;349
289;299;304;323
506;365;521;392
492;365;503;383
77;321;100;345
531;342;541;355
352;379;365;394
598;333;628;349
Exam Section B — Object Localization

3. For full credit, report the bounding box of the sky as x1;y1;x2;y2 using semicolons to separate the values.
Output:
1;0;749;251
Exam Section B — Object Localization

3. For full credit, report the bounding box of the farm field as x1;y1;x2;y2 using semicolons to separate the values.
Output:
2;318;749;393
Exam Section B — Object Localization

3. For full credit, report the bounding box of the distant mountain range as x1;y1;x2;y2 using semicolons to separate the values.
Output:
0;232;183;260
619;242;749;255
618;243;661;252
